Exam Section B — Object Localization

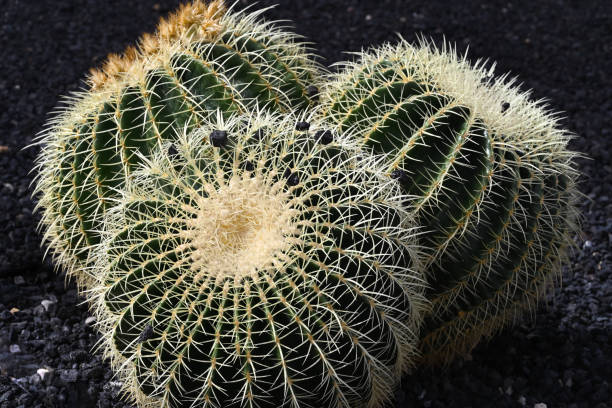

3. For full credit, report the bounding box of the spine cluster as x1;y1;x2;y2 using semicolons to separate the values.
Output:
91;111;425;408
320;39;580;363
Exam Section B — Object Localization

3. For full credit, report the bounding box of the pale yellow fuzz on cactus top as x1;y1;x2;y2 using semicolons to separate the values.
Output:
185;172;299;284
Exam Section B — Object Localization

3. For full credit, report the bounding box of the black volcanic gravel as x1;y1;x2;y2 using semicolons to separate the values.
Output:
1;1;610;407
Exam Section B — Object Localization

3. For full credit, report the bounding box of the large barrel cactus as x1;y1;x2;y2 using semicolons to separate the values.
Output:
320;39;580;364
34;0;321;288
90;111;426;408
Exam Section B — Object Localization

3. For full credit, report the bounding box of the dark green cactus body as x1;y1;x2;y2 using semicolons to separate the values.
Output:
321;41;579;363
34;3;321;287
93;112;425;408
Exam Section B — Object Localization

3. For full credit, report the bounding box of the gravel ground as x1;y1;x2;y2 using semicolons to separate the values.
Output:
0;1;610;407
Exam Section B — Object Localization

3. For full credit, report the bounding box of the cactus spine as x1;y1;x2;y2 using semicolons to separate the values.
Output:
34;0;321;288
320;39;580;364
90;111;426;408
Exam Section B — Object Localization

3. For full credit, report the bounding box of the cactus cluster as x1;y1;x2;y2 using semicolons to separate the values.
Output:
91;111;425;408
33;1;581;407
34;0;321;288
320;39;579;363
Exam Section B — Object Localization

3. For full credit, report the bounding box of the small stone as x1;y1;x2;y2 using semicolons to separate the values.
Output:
29;373;42;386
70;349;88;363
501;101;510;112
9;307;19;315
0;146;8;153
84;366;104;381
59;368;79;383
517;396;526;406
9;344;21;353
13;275;25;285
534;403;547;408
37;368;54;384
210;130;228;147
41;299;57;313
295;121;310;131
33;305;45;315
314;130;333;145
583;240;592;249
85;316;96;326
0;389;13;403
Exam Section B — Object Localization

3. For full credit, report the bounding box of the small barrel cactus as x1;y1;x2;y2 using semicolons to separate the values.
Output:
91;111;426;408
320;39;580;364
33;0;321;288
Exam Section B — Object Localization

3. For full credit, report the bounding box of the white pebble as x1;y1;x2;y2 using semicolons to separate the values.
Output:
41;299;56;312
9;344;21;353
534;403;547;408
85;316;96;326
37;367;53;383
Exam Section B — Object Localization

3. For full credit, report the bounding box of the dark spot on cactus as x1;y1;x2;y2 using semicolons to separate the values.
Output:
295;121;310;131
501;102;510;113
210;130;228;147
286;172;300;186
391;169;409;184
167;144;178;157
253;128;266;141
137;324;154;343
243;161;255;172
315;130;333;145
306;85;319;102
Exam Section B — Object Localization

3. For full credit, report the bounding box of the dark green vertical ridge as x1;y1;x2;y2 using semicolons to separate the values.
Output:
220;33;312;109
420;152;546;360
171;52;242;118
92;101;124;212
118;86;159;173
71;114;102;251
204;43;280;110
419;123;493;250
